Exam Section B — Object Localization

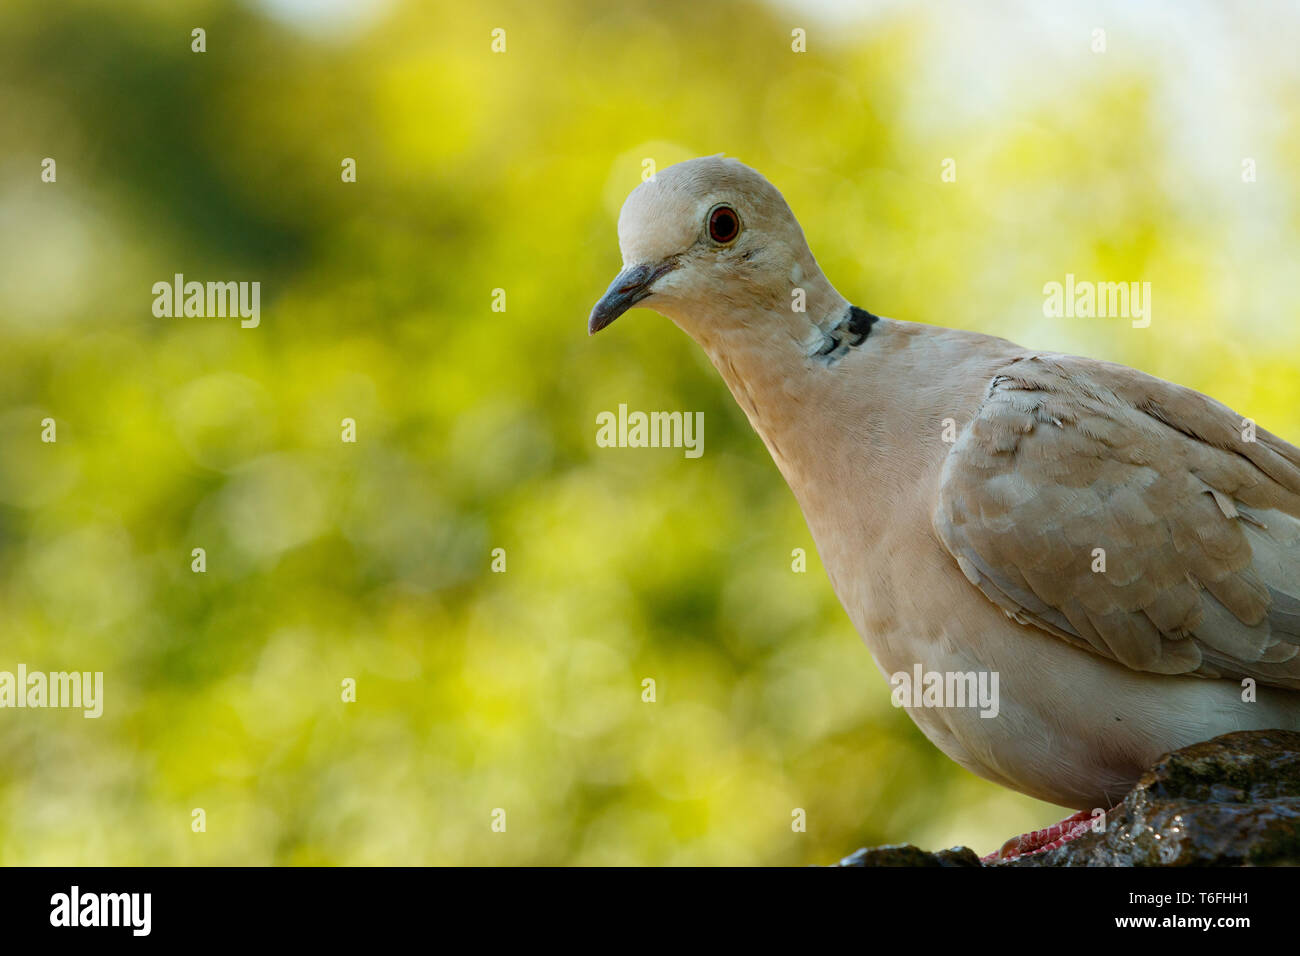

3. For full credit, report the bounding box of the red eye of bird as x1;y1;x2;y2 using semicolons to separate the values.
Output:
707;204;740;244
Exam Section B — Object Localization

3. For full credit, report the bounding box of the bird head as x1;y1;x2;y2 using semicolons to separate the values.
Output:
588;156;839;345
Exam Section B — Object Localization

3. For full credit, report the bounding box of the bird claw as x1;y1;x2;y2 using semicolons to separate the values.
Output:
983;809;1096;862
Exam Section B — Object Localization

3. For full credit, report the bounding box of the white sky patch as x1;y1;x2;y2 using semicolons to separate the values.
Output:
249;0;394;37
766;0;1300;179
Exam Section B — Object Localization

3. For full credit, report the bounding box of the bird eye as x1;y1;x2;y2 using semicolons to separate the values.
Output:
707;204;741;244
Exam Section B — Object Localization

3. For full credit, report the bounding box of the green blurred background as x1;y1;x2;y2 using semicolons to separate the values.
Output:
1;0;1298;864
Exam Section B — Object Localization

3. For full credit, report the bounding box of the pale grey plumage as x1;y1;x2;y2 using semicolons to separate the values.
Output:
935;354;1300;686
590;155;1300;809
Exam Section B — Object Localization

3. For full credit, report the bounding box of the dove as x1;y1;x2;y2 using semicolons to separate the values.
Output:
588;156;1300;842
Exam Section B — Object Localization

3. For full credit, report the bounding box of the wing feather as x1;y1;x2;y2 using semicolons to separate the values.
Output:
934;354;1300;688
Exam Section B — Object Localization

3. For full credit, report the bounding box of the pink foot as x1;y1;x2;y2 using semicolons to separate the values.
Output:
983;809;1095;862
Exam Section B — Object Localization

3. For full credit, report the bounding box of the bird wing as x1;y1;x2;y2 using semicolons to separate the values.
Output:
933;353;1300;688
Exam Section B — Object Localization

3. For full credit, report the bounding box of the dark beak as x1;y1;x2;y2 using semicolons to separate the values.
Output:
588;261;675;335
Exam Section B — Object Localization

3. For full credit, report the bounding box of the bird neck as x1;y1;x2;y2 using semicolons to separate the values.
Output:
679;302;983;548
674;284;893;483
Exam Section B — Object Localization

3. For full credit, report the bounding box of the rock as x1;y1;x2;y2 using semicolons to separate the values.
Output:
834;844;982;867
834;730;1300;867
1007;729;1300;866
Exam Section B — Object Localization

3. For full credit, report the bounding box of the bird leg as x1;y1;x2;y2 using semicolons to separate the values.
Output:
984;809;1096;862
